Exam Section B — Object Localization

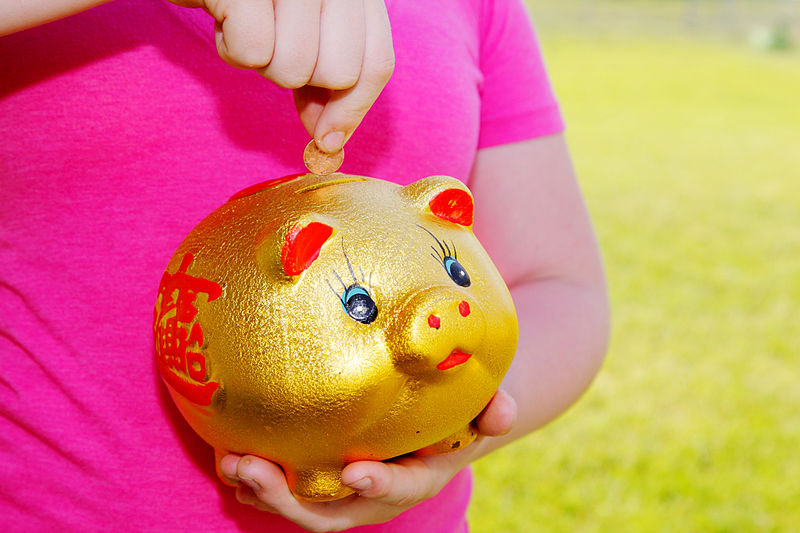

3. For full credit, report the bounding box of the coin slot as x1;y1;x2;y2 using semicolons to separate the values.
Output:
296;178;367;194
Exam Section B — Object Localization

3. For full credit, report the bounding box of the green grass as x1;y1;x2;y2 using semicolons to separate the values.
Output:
467;23;800;533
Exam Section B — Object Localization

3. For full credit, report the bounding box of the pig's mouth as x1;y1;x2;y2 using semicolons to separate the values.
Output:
436;350;472;371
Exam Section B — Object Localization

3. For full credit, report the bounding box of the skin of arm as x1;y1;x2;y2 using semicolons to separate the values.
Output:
0;0;110;35
469;133;610;447
0;0;394;154
218;133;610;532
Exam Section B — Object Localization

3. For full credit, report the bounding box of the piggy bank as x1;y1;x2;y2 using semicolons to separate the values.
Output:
154;173;518;501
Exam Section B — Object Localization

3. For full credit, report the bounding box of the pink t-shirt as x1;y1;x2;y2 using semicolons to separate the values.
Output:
0;0;563;531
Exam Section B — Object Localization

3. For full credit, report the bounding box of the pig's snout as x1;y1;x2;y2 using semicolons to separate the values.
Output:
388;288;486;376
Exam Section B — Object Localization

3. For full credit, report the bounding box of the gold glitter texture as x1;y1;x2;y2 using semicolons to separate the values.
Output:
154;173;518;501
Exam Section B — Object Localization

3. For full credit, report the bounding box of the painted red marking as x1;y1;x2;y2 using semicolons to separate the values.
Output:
158;363;219;406
437;350;472;371
428;188;474;227
428;314;441;329
228;173;305;201
458;301;471;317
154;253;222;406
281;222;334;276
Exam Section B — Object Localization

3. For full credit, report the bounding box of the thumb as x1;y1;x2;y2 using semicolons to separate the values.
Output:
474;389;518;437
341;456;444;507
292;86;351;155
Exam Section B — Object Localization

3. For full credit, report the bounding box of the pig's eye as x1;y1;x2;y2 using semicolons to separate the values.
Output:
443;256;471;287
342;284;378;324
417;225;472;288
326;241;377;325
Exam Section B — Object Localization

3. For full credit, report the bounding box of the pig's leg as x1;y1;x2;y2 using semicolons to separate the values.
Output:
413;424;478;456
287;463;355;502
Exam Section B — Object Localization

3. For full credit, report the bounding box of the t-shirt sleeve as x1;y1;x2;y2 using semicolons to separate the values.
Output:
477;0;565;149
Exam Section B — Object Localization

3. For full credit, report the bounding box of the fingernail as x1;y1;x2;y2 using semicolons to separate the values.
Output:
319;131;345;153
346;476;372;492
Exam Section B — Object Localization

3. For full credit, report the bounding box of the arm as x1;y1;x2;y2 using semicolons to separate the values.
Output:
218;134;610;532
468;133;610;450
0;0;108;35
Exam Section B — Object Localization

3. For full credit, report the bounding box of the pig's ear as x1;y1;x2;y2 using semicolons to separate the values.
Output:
280;220;335;277
401;175;474;229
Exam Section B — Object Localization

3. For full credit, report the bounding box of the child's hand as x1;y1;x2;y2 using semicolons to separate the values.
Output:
171;0;395;153
215;390;516;532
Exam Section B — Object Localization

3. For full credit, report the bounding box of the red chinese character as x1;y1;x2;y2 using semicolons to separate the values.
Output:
154;253;222;406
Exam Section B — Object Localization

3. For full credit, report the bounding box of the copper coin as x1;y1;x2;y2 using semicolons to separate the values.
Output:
303;140;344;176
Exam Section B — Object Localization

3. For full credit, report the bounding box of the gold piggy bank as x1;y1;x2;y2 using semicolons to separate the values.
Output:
154;173;518;501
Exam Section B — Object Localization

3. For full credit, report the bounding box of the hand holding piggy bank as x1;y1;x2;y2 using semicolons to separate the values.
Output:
154;173;518;501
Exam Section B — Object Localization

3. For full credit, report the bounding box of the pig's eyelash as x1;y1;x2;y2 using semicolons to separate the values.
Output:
417;225;458;266
328;271;348;296
327;241;374;301
327;241;379;325
341;238;359;284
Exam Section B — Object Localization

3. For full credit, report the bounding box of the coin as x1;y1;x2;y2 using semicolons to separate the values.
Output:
303;140;344;176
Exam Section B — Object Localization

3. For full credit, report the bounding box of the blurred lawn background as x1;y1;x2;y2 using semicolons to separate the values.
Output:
468;1;800;531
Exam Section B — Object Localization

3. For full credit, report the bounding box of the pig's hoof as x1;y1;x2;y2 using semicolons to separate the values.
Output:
288;466;354;502
414;424;478;456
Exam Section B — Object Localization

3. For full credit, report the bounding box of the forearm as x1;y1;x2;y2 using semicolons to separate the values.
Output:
0;0;110;36
502;276;608;437
458;276;609;465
